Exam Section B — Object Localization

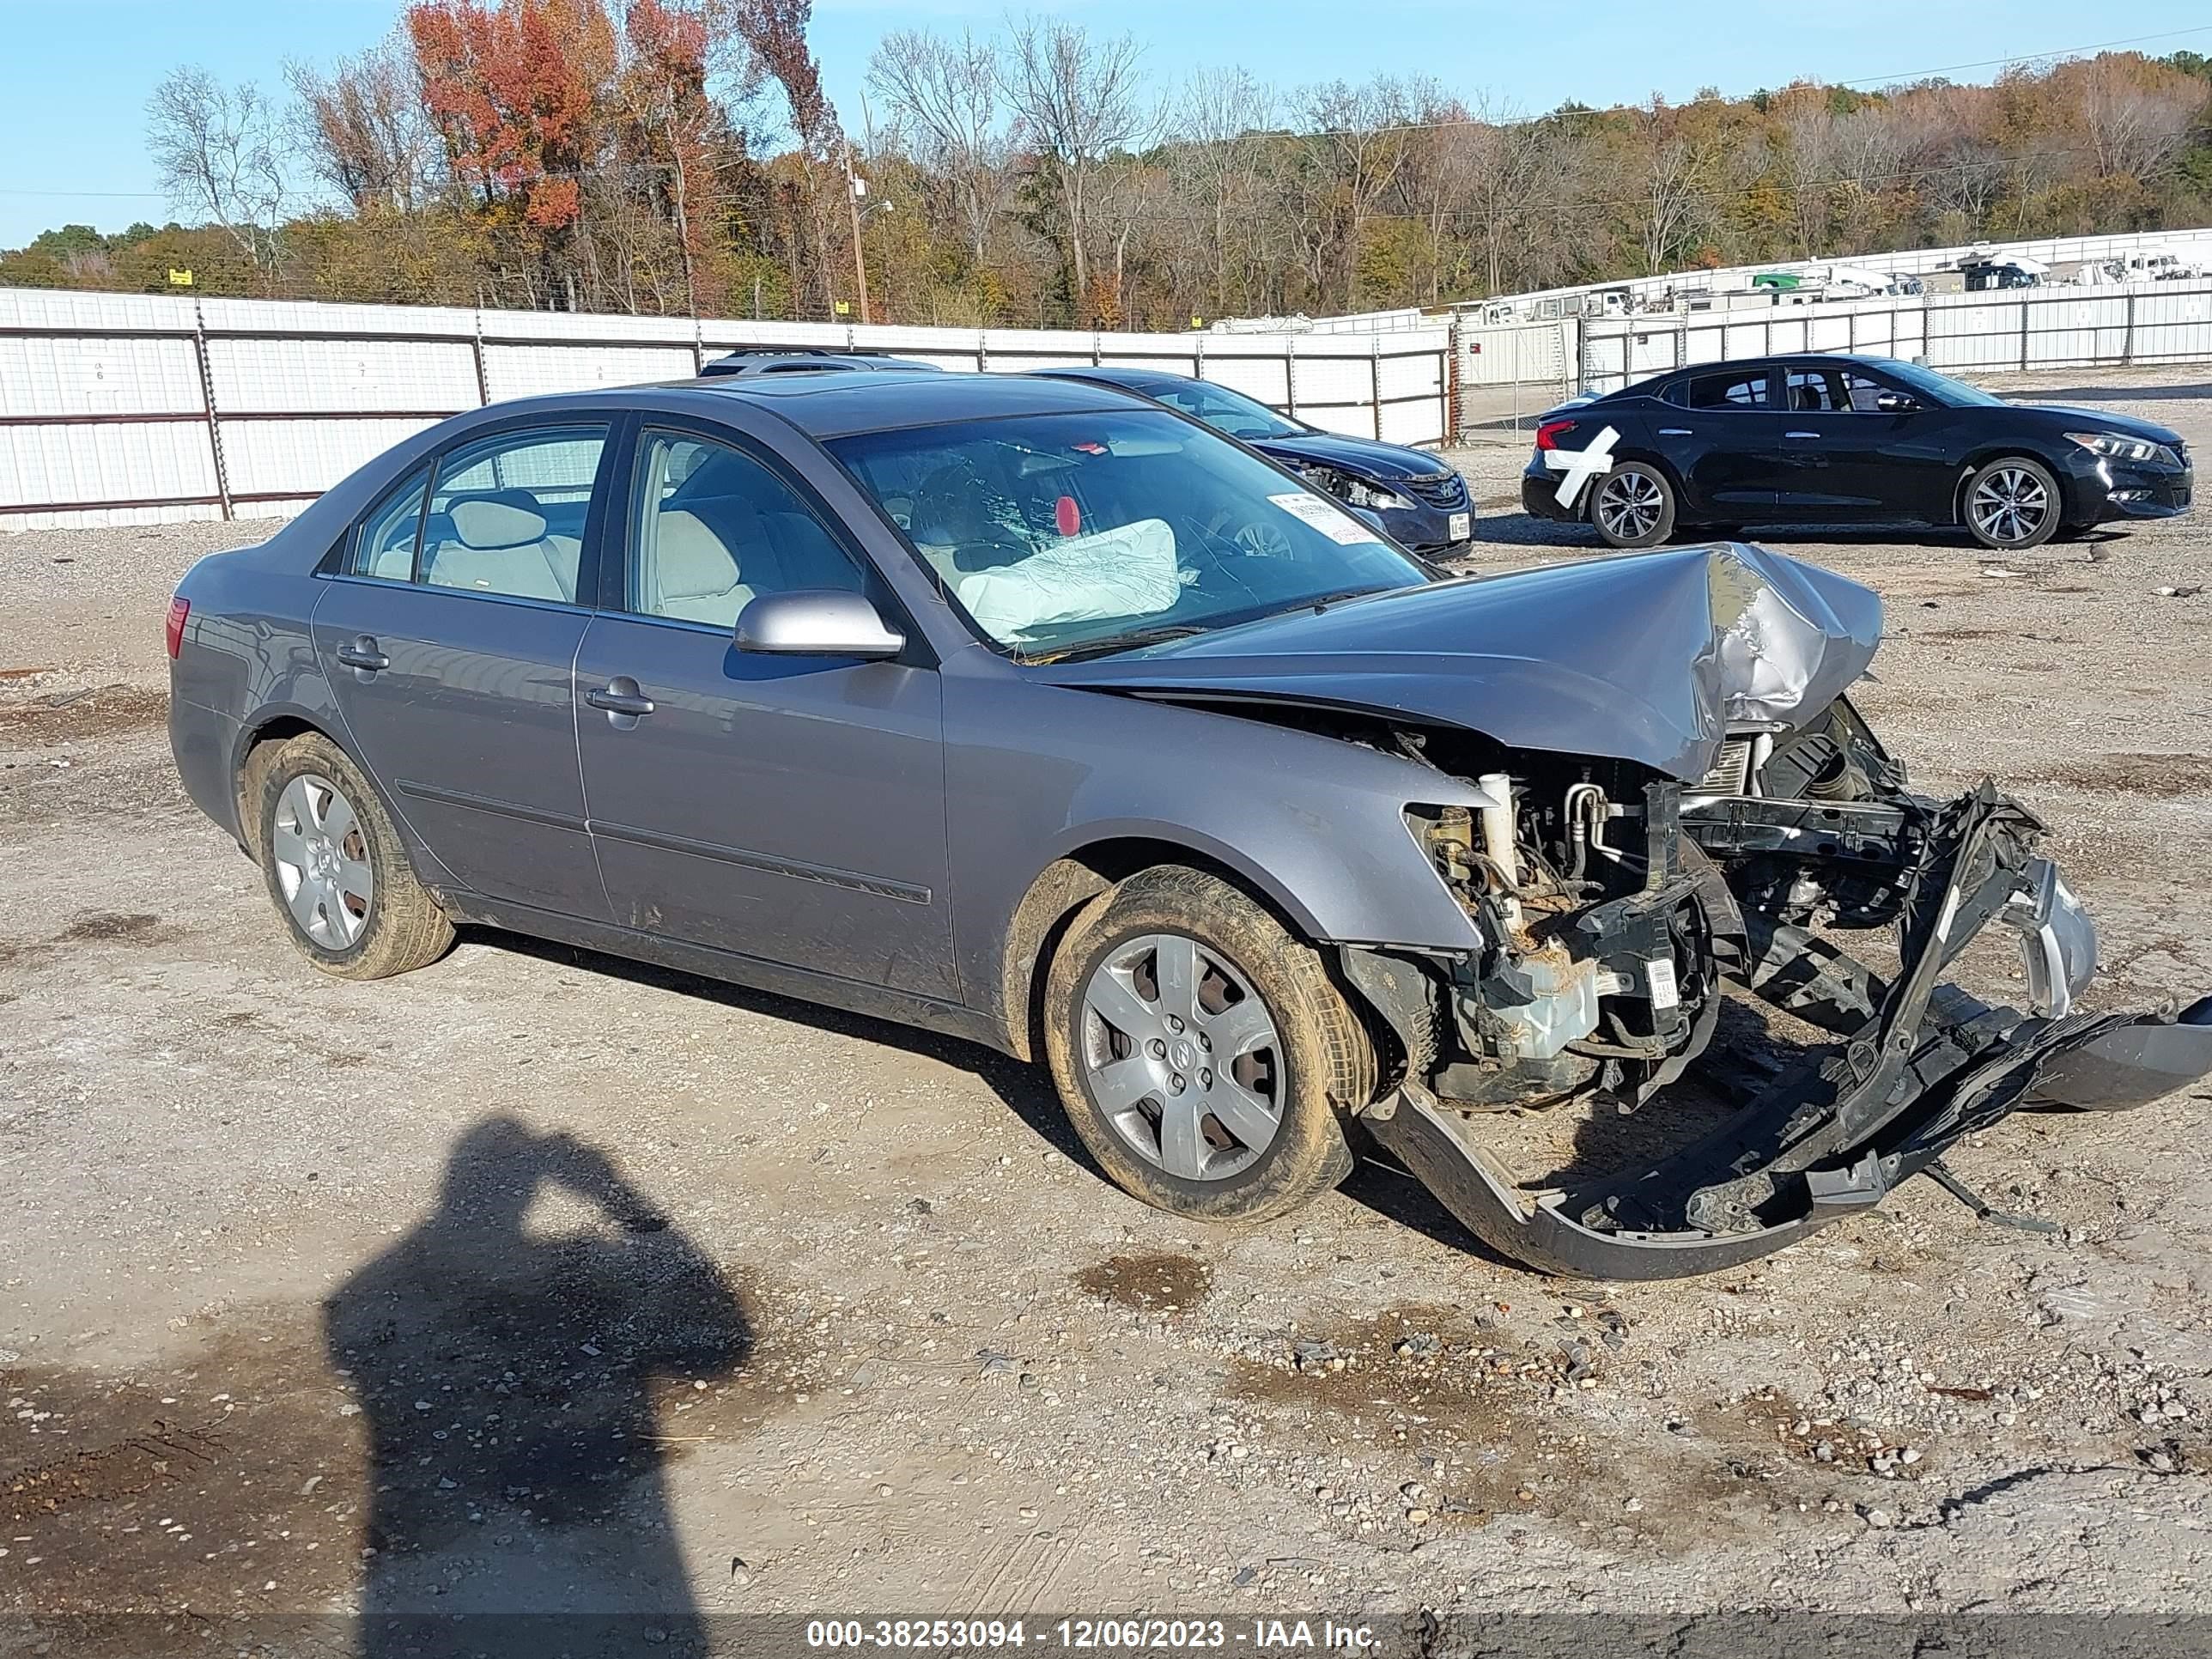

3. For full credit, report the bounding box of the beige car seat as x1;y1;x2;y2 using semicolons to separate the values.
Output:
423;493;580;602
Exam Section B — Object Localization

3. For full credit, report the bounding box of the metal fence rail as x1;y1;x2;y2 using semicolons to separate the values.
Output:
0;289;1451;531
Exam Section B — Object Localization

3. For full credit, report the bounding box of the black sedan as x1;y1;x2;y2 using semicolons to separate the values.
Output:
1521;354;2192;550
1032;364;1474;555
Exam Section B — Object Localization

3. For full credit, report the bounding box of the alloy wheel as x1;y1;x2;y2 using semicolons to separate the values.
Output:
1595;470;1664;541
1970;466;2051;545
1078;933;1285;1182
270;773;374;950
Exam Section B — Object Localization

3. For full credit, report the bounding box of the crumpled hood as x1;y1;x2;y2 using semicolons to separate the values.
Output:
1033;544;1884;781
1254;431;1456;483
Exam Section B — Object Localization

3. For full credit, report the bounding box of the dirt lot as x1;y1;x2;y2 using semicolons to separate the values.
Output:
4;364;2212;1646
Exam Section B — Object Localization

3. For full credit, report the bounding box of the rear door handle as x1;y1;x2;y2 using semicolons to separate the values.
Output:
1658;427;1692;436
335;636;389;672
1784;431;1820;441
586;677;656;720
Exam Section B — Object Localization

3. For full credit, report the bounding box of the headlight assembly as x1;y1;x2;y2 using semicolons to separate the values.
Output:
2067;431;2179;467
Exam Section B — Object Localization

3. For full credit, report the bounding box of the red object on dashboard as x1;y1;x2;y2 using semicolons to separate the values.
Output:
1054;495;1081;537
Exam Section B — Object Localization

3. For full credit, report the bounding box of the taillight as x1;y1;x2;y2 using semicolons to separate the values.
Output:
165;595;191;660
1534;419;1577;453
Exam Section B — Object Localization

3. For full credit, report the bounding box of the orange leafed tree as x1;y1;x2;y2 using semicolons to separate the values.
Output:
407;0;617;236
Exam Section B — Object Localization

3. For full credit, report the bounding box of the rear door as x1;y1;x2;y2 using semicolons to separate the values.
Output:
573;418;956;998
1650;368;1783;520
310;420;615;919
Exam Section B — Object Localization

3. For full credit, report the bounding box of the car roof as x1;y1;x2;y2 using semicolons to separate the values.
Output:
667;368;1145;437
1030;363;1190;389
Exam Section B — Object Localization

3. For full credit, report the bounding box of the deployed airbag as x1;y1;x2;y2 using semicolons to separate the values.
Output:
957;517;1181;641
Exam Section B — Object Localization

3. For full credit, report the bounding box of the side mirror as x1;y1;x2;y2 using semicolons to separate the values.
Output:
734;589;904;659
1875;392;1917;413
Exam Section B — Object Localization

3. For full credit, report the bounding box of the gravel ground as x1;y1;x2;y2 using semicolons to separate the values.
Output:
4;364;2212;1647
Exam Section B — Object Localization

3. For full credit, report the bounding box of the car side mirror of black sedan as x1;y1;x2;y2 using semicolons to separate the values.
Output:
735;590;906;659
1875;391;1917;413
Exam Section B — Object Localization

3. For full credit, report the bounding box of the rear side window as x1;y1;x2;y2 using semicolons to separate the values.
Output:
417;425;609;604
1686;372;1771;409
350;464;432;580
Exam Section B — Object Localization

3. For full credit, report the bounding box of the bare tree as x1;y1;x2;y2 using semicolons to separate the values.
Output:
1169;67;1273;318
1298;76;1412;310
1000;15;1152;317
2072;57;2207;180
868;28;1013;264
287;33;440;216
147;66;292;275
1452;94;1549;297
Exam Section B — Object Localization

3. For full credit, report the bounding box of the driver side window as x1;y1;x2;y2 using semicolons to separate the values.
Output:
626;432;864;629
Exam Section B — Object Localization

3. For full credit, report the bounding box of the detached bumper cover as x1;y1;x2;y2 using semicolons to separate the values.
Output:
1367;783;2212;1279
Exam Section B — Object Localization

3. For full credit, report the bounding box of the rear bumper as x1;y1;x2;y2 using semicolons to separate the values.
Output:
1366;784;2210;1279
168;685;243;843
1520;469;1582;523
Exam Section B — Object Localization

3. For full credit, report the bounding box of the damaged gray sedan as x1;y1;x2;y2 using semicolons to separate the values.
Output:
167;370;2211;1279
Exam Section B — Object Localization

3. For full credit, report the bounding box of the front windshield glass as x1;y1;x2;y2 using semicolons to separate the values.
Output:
1145;380;1304;441
827;409;1430;660
1877;359;2004;407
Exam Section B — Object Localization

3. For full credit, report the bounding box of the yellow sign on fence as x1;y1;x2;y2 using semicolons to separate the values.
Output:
167;268;195;288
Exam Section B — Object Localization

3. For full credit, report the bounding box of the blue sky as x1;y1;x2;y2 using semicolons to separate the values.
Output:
3;0;2209;246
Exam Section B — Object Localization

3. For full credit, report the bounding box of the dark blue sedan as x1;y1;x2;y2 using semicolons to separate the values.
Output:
1030;365;1474;556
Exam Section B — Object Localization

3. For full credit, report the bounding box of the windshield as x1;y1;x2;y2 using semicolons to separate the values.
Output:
827;409;1431;659
1142;379;1304;441
1877;359;2005;408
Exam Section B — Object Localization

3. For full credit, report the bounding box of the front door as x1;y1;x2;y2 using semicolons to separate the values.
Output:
574;423;956;999
311;421;614;919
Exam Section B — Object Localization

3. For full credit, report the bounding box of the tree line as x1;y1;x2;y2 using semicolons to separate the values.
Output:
4;0;2209;329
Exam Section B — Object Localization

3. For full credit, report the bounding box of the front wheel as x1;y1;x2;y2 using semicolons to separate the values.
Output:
1964;457;2062;550
1589;461;1678;549
1042;866;1371;1225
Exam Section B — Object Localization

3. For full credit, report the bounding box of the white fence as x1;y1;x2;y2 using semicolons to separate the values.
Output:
0;288;1452;532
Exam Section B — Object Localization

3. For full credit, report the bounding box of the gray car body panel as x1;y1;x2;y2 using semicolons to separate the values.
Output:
169;380;1494;1054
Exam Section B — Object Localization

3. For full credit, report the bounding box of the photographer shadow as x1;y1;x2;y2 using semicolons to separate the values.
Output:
325;1115;750;1657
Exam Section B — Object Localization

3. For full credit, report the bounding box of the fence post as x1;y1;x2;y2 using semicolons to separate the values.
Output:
2019;298;2030;372
471;313;489;406
2123;293;2136;367
976;329;989;374
1285;336;1298;422
190;298;232;521
1194;330;1206;383
1370;336;1383;440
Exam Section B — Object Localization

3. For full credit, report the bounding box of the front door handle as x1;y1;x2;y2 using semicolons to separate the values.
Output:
1658;427;1692;437
586;677;656;720
335;636;389;672
1784;431;1820;441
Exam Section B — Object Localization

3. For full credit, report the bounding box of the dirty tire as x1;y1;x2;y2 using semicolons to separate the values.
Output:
1963;455;2062;550
250;732;453;980
1589;460;1677;550
1042;866;1370;1226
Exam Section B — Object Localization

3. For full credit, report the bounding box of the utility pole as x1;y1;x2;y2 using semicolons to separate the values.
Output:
842;141;870;325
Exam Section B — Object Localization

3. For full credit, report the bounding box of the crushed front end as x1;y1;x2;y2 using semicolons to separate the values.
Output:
1334;556;2212;1279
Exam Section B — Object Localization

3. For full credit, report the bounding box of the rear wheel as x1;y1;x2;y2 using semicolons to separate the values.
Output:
1964;457;2061;550
249;732;453;980
1589;461;1678;550
1042;866;1370;1225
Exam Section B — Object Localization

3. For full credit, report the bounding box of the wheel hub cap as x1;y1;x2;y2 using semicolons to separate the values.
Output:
270;773;374;951
1078;933;1284;1182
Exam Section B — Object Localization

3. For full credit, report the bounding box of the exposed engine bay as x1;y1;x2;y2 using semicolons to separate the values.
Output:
1343;696;2211;1279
